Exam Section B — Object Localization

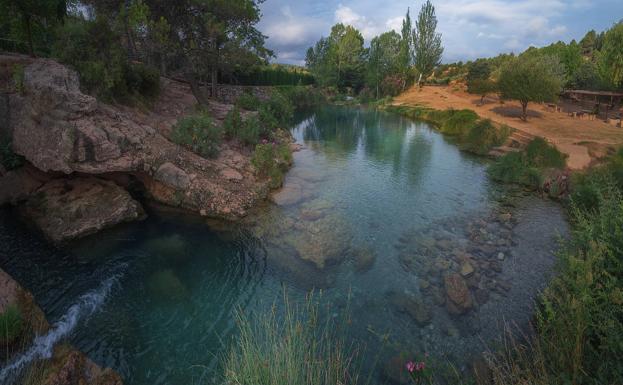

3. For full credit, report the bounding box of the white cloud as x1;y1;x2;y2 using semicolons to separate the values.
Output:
385;16;404;34
334;4;382;39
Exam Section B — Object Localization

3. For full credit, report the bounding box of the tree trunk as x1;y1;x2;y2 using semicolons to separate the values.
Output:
24;14;34;57
480;94;485;106
521;101;528;121
211;68;218;100
185;71;209;106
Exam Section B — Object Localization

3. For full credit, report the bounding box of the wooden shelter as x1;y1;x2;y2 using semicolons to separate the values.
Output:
562;90;623;120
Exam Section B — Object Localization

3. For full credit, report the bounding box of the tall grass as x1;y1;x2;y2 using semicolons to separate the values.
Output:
488;175;623;385
222;292;365;385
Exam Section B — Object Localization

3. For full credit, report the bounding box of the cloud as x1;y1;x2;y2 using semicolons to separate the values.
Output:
334;4;382;39
257;0;623;64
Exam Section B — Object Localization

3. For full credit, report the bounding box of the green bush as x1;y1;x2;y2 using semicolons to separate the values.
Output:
224;107;244;138
524;137;567;169
236;92;260;111
489;138;566;188
0;304;23;344
276;86;327;109
259;92;294;131
462;120;510;155
222;293;362;385
0;139;24;171
124;63;160;100
440;109;479;136
171;112;222;158
251;142;292;188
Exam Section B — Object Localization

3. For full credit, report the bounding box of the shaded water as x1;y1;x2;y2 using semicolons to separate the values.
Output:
0;106;568;384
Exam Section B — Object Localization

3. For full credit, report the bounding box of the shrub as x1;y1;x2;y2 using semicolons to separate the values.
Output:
524;137;567;169
11;64;25;94
276;86;326;109
440;109;479;136
462;120;510;155
0;305;23;344
223;107;244;138
251;142;292;188
171;112;222;158
260;91;294;130
489;138;566;188
222;293;363;385
0;139;24;171
236;92;260;111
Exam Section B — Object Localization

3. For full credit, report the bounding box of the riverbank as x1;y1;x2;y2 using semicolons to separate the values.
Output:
392;85;623;169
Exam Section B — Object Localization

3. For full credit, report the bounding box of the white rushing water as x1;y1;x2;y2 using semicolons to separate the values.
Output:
0;271;123;384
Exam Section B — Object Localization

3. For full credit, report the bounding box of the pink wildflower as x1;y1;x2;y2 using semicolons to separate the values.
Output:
405;361;416;373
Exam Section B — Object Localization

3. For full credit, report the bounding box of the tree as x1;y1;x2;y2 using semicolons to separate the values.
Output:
466;60;497;105
146;0;272;104
0;0;69;55
367;31;402;98
327;23;366;90
599;23;623;89
306;24;366;90
397;8;413;89
413;0;443;81
498;55;564;121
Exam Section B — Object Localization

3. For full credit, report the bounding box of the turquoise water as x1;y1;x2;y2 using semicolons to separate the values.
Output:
0;106;567;384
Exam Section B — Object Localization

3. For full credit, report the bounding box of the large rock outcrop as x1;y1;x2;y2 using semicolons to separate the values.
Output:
0;268;123;385
20;177;145;243
7;59;272;221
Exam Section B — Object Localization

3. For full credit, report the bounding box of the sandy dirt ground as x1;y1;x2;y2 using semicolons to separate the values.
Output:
393;86;623;169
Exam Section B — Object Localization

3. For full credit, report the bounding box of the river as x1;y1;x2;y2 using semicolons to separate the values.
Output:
0;106;568;384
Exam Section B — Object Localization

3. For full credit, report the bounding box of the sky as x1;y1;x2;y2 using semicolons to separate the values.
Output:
256;0;623;66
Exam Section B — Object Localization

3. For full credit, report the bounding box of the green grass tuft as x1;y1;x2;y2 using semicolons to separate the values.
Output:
222;293;364;385
0;304;23;345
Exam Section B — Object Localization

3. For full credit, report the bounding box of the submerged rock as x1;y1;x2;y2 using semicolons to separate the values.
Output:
388;291;433;327
147;269;189;301
444;273;473;315
21;178;145;243
353;247;377;272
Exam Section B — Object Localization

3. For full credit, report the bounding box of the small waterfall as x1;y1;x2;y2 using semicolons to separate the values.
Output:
0;272;123;383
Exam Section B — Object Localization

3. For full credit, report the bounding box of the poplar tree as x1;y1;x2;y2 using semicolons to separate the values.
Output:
413;0;443;79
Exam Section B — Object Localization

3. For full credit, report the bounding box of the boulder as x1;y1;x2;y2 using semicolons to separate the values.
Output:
21;178;145;243
155;162;190;189
8;59;280;220
444;273;473;315
0;164;51;206
388;291;432;327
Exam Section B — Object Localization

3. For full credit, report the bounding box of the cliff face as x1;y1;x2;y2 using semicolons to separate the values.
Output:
1;57;276;242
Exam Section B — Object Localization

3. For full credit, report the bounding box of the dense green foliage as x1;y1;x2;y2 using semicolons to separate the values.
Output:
498;55;564;121
599;23;623;89
222;293;361;385
0;304;23;344
52;18;160;102
306;24;367;90
171;112;222;158
231;65;315;86
488;138;566;188
251;142;292;189
306;1;443;98
466;61;497;104
235;93;261;111
491;155;623;384
462;119;510;155
276;86;327;109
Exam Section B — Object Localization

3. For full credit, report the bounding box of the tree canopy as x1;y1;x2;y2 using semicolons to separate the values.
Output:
498;55;564;121
413;0;443;78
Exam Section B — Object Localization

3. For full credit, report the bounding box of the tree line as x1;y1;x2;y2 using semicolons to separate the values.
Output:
305;0;444;99
0;0;296;104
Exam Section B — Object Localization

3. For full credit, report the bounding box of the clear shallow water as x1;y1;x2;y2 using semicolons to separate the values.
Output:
0;106;568;384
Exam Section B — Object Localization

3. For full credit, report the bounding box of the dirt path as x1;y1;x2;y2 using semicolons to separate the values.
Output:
393;86;623;169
